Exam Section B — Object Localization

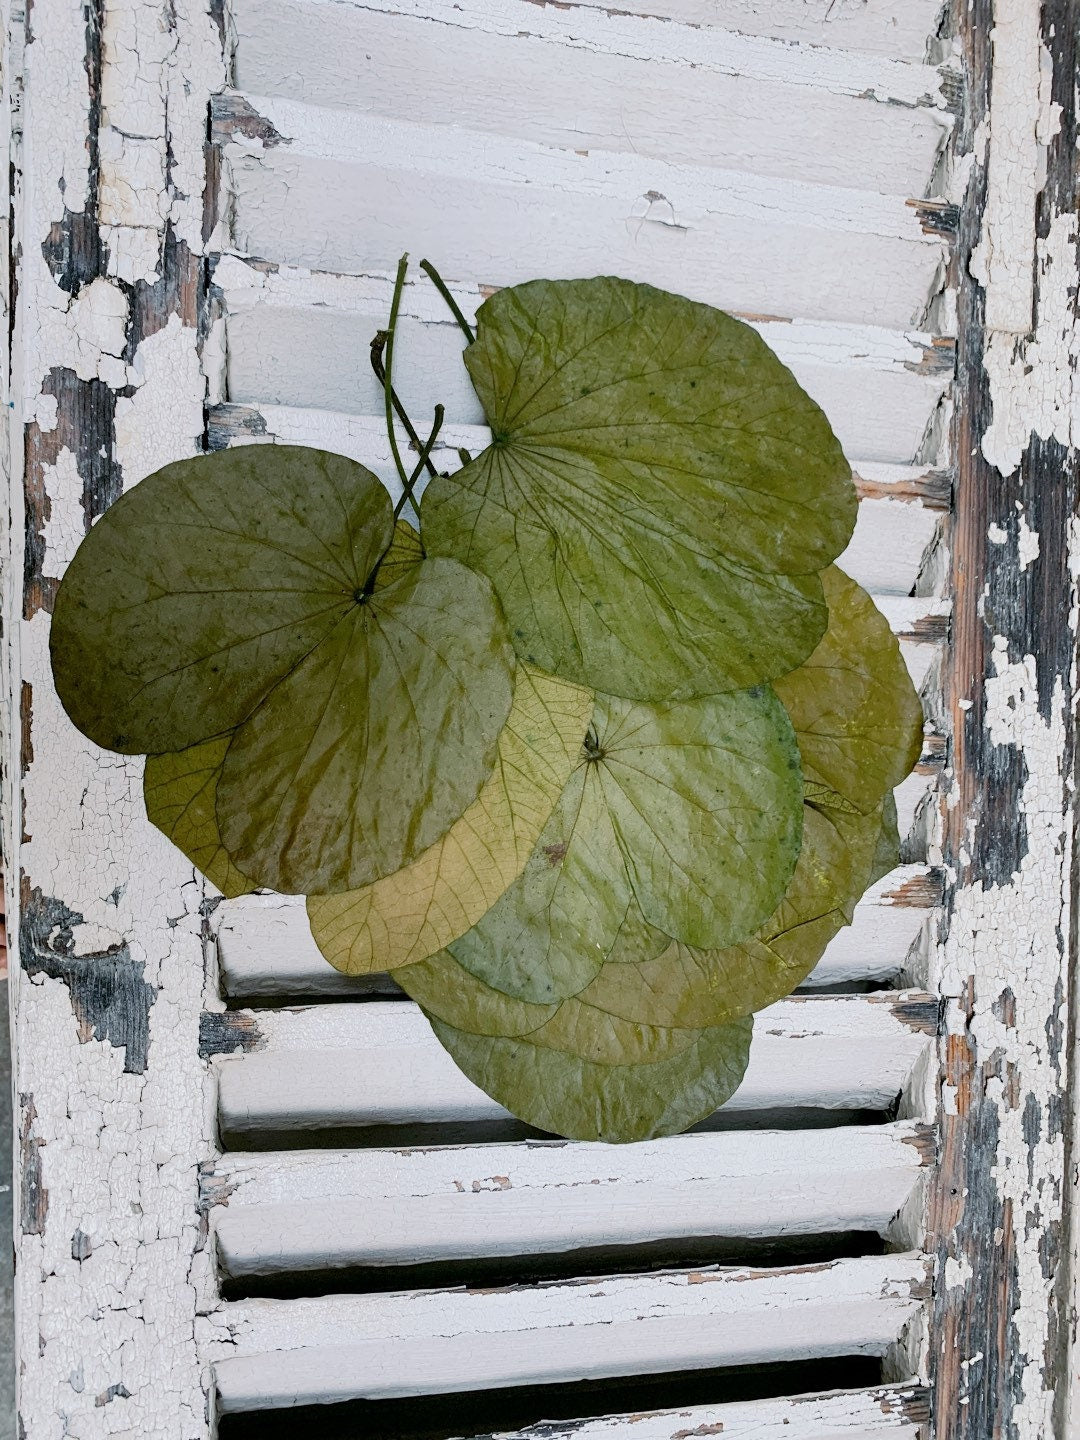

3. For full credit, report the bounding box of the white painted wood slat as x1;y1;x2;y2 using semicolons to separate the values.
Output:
216;261;951;466
445;1384;930;1440
211;993;935;1134
217;95;947;329
230;0;951;195
210;1122;932;1278
215;866;938;1000
516;0;948;61
204;1253;930;1411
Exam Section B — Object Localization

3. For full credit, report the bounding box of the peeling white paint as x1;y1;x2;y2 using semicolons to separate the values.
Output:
7;1;225;1436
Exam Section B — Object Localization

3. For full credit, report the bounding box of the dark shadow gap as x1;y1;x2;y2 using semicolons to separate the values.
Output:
216;1356;885;1440
220;1228;887;1301
218;1107;892;1153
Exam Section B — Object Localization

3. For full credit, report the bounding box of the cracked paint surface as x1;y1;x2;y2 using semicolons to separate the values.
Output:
7;0;225;1435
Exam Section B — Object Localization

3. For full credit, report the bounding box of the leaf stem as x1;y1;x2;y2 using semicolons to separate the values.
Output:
370;334;443;482
420;259;476;344
383;254;412;493
395;405;444;521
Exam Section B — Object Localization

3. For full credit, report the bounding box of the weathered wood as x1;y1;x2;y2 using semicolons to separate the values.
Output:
229;0;953;195
442;1384;932;1440
203;1254;931;1412
211;993;937;1136
4;0;225;1435
209;1122;933;1280
926;1;1080;1436
217;92;948;330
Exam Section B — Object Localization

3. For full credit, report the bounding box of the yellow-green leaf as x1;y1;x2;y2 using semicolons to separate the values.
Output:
306;666;593;973
143;737;254;899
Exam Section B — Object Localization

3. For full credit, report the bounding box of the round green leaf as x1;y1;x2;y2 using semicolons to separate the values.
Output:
306;666;593;972
578;798;884;1029
51;445;395;754
216;550;515;894
401;942;702;1066
773;566;923;814
143;736;254;899
425;1007;753;1143
422;276;856;700
449;688;803;1003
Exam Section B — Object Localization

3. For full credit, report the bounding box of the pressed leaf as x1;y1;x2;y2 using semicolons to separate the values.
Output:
216;554;515;894
578;799;883;1029
306;666;593;972
143;737;254;899
773;566;923;814
868;791;902;889
51;445;395;754
422;276;856;700
426;1007;753;1143
449;688;803;1003
400;944;700;1064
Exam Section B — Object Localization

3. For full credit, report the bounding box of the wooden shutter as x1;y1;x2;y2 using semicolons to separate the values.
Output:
4;1;1078;1436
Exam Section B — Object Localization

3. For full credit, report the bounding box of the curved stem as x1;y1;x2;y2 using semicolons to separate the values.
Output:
420;258;476;344
383;254;412;492
395;404;445;520
370;333;443;486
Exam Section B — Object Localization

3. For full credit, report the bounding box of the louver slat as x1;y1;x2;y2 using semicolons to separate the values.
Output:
209;994;936;1136
210;1122;933;1281
204;1254;930;1412
442;1383;931;1440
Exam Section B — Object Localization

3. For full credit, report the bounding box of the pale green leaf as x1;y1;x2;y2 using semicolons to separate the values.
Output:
422;277;855;700
449;687;803;1003
578;799;883;1029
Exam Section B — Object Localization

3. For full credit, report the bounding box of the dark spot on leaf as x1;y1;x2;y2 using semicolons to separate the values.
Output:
543;842;569;866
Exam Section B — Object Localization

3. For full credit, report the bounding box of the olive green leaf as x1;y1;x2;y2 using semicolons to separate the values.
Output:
143;737;254;899
372;518;426;590
578;798;883;1030
51;445;396;754
305;666;593;973
868;791;902;889
216;550;515;895
449;687;803;1004
773;566;923;814
422;277;856;701
425;1007;753;1143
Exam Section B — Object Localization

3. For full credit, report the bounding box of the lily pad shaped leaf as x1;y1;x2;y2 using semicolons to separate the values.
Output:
306;666;593;973
422;276;856;701
52;445;396;754
449;687;803;1004
580;797;884;1030
425;1007;753;1144
216;536;515;897
143;737;255;900
773;566;923;814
